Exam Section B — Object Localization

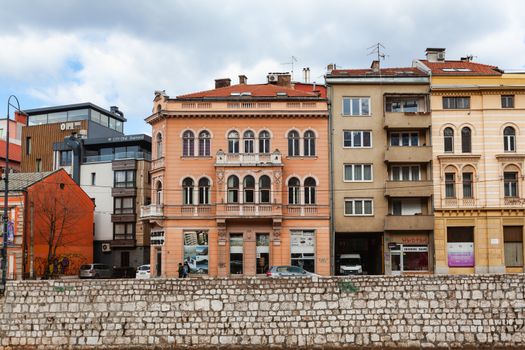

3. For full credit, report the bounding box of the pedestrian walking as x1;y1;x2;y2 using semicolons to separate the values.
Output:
183;262;190;278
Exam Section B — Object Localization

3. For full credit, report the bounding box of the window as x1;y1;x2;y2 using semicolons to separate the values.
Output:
182;177;194;204
243;130;254;154
229;233;243;274
91;172;96;186
304;130;316;156
114;170;135;188
59;150;72;166
288;177;300;204
344;164;372;181
259;175;271;203
447;227;474;267
461;127;472;153
502;95;515;109
182;130;195;157
114;223;135;240
504;172;518;197
243;175;255;203
443;96;470;109
390;132;419;146
256;233;270;274
504;126;516;152
35;159;42;172
183;230;209;274
291;230;315;273
445;173;456;198
227;176;239;203
390;166;420;181
385;98;420;112
344;199;373;216
343;131;371;148
198;178;210;204
156;133;163;158
288;131;300;156
343;97;370;116
444;127;454;152
462;172;473;198
304;177;316;204
25;137;31;155
259;130;271;154
114;197;134;214
198;130;211;156
156;181;163;205
228;131;240;154
504;226;523;267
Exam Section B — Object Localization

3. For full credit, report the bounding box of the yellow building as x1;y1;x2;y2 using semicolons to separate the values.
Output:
415;48;525;274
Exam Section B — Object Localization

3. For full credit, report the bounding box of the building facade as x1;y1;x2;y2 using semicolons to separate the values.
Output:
0;112;26;173
326;61;434;275
142;74;330;277
415;48;525;274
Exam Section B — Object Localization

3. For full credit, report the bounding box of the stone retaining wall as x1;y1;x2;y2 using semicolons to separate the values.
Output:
0;274;524;349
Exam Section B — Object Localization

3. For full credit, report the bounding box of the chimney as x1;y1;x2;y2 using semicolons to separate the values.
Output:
277;73;291;87
327;63;336;74
425;48;446;62
461;55;473;62
238;75;248;84
303;68;311;83
215;78;231;89
370;60;380;73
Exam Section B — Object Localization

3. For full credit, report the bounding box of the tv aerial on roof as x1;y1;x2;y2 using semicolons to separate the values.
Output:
367;42;389;63
281;56;299;80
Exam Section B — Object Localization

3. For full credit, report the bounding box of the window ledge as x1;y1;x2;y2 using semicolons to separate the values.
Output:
180;156;213;160
286;156;318;160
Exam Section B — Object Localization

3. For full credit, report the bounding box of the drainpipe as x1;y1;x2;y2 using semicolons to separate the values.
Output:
327;83;335;276
64;136;82;184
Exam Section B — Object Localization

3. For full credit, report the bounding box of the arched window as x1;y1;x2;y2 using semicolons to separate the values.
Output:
288;130;300;156
243;175;255;203
461;127;472;153
228;131;240;154
259;175;271;203
304;130;316;156
259;130;271;154
182;130;195;157
198;178;210;204
198;130;211;156
504;165;520;198
462;166;475;199
182;178;194;204
304;177;316;204
227;176;239;203
288;177;300;204
156;133;163;159
504;126;516;152
155;181;163;205
444;168;456;199
444;127;454;153
243;130;254;154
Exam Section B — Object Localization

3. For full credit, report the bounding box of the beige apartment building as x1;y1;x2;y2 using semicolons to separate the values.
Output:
326;62;433;275
415;48;525;274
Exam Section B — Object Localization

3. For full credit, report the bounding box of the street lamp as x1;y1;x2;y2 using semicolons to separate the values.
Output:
0;95;24;295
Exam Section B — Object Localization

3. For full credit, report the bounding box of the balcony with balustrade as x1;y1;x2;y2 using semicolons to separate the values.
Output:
151;157;165;172
384;146;432;163
140;204;164;219
216;203;282;218
283;205;330;217
215;150;282;166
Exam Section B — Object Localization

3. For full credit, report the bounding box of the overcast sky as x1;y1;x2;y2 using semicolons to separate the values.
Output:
1;0;524;135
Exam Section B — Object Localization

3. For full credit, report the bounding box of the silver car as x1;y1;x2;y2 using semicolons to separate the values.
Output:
266;265;319;278
79;264;112;279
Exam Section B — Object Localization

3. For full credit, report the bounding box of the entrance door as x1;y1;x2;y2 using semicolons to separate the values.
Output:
230;233;244;274
256;233;270;274
121;251;130;267
391;251;402;275
156;250;162;277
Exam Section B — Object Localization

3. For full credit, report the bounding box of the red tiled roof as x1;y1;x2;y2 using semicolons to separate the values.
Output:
177;83;320;99
419;60;502;76
330;67;427;77
292;82;327;98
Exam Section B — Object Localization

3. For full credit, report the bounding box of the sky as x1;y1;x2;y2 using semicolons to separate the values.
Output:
1;0;525;135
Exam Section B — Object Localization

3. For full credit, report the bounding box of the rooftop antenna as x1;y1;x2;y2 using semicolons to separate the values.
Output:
367;42;388;69
281;56;299;80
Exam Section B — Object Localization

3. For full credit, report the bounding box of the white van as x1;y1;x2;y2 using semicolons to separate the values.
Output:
339;254;363;275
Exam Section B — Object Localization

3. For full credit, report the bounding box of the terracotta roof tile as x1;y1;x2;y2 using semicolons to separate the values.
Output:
419;60;502;76
330;67;427;77
177;84;320;99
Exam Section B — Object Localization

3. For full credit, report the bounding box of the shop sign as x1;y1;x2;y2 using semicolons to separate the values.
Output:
447;242;474;267
403;246;428;252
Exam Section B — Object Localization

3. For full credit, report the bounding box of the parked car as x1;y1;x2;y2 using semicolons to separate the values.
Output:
135;264;151;279
112;266;136;279
339;254;363;275
79;264;112;279
266;265;319;278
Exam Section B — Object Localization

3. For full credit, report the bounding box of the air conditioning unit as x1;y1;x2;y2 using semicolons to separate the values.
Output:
101;243;111;252
267;73;279;83
437;52;445;60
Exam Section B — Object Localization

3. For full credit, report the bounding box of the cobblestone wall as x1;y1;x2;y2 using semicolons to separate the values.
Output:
0;274;524;349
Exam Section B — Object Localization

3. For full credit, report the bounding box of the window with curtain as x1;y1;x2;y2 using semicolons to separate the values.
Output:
504;126;516;152
182;178;194;204
198;130;211;156
462;172;473;199
259;130;271;154
198;178;210;204
182;130;195;157
228;131;240;154
243;175;255;203
288;177;300;204
304;177;316;204
243;130;254;154
227;176;239;203
288;131;300;156
445;173;456;198
259;175;271;203
504;172;518;197
304;130;316;156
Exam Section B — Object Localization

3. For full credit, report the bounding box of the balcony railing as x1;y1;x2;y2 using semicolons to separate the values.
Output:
151;157;164;170
284;205;329;217
216;203;282;217
441;198;478;208
140;204;164;219
384;146;432;163
384;215;434;231
385;180;433;197
84;151;151;163
384;112;431;129
215;151;282;166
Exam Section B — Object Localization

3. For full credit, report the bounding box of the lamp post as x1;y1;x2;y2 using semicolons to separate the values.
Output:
0;95;24;295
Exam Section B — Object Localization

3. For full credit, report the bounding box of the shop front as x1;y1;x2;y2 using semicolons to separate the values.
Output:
384;232;433;275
